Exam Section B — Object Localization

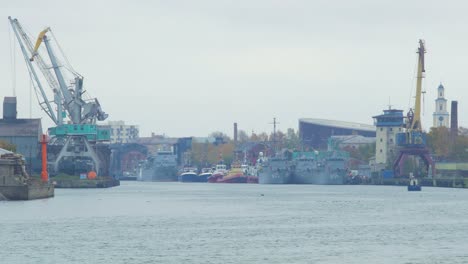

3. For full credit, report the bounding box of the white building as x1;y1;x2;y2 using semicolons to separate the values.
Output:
106;121;139;143
433;83;450;128
372;109;405;170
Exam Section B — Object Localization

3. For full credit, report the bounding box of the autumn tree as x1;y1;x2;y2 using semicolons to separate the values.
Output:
285;128;300;150
427;127;451;158
449;136;468;162
237;130;249;143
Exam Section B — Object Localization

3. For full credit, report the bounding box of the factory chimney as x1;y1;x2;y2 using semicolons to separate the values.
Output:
3;97;17;120
233;122;238;145
450;101;458;142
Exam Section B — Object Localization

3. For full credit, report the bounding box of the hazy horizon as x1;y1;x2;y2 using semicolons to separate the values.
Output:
1;1;467;138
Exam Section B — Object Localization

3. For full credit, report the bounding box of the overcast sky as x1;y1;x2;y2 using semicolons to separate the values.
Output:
1;0;468;137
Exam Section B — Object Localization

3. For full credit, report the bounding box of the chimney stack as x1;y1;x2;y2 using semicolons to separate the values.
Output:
3;97;17;120
450;101;458;142
233;122;238;145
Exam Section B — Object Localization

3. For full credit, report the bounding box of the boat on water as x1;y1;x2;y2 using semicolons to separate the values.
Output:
292;154;316;184
197;168;213;182
258;152;294;184
207;163;228;183
241;164;259;183
408;176;422;191
178;167;199;182
138;151;178;182
208;163;249;183
292;151;349;185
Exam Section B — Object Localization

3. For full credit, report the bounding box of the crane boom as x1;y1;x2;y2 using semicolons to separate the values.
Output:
8;16;59;124
410;39;426;131
9;17;108;125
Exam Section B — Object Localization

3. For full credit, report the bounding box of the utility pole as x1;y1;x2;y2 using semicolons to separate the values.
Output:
269;118;280;154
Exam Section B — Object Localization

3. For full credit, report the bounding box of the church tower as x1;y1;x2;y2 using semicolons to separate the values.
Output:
433;83;449;128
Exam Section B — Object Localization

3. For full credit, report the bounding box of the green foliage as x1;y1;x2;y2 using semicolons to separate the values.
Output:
0;140;16;152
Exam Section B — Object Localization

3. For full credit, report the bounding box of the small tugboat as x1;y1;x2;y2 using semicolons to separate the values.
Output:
209;162;248;183
178;167;199;182
242;164;258;183
207;163;228;183
197;168;212;182
408;176;422;191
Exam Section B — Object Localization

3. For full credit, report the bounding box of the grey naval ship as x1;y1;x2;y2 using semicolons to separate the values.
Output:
292;153;316;184
138;151;178;182
257;152;294;184
292;151;349;185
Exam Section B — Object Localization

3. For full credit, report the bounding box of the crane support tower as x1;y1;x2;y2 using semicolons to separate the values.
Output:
393;39;435;177
9;17;111;176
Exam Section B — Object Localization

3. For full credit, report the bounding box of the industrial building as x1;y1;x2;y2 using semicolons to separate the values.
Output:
299;118;376;149
0;97;43;172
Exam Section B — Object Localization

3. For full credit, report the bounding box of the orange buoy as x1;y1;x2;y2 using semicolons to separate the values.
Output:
87;171;97;179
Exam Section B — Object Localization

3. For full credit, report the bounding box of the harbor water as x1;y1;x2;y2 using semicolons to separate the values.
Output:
1;182;468;263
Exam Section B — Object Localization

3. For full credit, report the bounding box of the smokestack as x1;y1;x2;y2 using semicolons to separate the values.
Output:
234;122;238;145
450;101;458;142
3;97;17;120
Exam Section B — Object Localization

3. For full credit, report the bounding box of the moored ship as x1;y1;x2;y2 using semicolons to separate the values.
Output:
207;163;228;183
293;134;351;184
197;168;212;182
178;167;199;182
209;163;247;183
242;164;259;183
319;152;348;185
138;151;178;182
292;152;317;184
258;154;294;184
292;151;349;185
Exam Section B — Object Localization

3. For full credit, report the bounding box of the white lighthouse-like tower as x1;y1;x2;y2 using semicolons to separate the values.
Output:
433;83;450;128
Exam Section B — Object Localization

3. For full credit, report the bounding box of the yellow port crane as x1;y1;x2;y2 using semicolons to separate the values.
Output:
393;39;435;178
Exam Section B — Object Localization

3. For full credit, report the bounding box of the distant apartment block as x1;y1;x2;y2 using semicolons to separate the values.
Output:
106;121;139;143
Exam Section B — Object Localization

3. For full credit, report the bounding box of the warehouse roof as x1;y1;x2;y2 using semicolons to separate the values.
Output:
299;118;375;132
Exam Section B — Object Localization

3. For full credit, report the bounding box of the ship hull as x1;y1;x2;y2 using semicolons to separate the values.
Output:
258;158;293;184
293;167;346;185
292;170;316;184
139;166;178;182
292;153;348;185
208;175;247;183
258;171;292;184
179;173;208;183
246;176;259;183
